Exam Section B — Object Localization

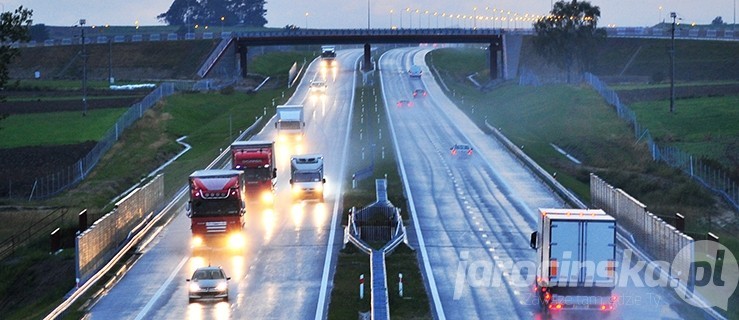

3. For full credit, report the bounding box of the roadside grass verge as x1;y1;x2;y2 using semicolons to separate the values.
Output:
629;95;739;167
428;47;738;319
330;69;430;319
0;108;128;148
0;51;314;319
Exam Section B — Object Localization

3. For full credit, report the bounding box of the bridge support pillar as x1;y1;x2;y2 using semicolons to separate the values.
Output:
238;44;248;78
489;39;502;80
363;43;372;71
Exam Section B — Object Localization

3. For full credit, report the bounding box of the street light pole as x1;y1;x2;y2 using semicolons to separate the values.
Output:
669;12;676;113
367;0;370;29
80;19;88;117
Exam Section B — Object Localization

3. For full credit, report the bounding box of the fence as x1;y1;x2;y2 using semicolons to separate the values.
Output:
0;208;69;261
583;72;738;212
3;83;175;201
75;174;164;285
590;174;695;286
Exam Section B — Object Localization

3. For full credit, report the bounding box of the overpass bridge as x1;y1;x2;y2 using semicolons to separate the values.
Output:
234;28;506;79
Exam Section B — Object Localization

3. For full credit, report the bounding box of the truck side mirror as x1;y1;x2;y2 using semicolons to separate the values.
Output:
274;122;278;128
289;179;293;185
273;168;277;179
529;231;538;250
322;178;326;184
186;201;192;218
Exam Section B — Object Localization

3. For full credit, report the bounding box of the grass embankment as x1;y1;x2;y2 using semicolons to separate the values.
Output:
428;46;738;319
0;50;316;319
0;108;127;148
329;69;430;319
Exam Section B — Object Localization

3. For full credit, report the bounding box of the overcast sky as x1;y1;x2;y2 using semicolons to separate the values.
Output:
4;0;737;28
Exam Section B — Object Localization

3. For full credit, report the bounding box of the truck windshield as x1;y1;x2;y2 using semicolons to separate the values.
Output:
243;168;272;181
293;172;321;182
191;198;240;216
278;121;302;129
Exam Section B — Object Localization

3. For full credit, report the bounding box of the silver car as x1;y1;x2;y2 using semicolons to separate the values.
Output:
187;266;230;302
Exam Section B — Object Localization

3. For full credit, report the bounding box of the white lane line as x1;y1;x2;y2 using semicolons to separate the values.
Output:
134;256;188;320
315;51;360;320
379;49;446;319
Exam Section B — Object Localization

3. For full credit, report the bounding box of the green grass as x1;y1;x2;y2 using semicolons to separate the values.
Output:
630;95;739;164
609;80;739;90
0;108;128;148
329;70;430;319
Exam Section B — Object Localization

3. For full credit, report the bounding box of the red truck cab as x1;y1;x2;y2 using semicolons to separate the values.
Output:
230;141;277;206
187;169;246;250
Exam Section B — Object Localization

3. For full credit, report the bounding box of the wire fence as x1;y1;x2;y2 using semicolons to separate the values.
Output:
519;70;738;212
583;72;738;212
3;83;175;201
0;208;69;261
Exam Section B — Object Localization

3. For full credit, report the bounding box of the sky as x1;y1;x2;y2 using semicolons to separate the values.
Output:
3;0;737;29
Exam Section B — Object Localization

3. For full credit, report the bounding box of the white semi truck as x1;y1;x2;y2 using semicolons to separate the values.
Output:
289;154;325;202
529;208;617;312
275;105;305;142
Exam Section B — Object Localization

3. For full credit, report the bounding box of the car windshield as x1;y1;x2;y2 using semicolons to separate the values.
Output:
193;269;224;280
293;172;321;182
242;168;272;181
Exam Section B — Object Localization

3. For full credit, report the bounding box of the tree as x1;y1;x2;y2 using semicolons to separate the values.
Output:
711;16;725;26
158;0;267;27
29;23;49;42
533;0;606;82
0;6;33;92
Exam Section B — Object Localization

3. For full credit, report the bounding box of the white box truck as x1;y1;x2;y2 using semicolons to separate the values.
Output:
289;154;325;202
275;105;305;142
529;208;617;312
320;45;336;67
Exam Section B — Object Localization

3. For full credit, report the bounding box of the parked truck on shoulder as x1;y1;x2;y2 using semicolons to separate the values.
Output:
187;170;247;250
289;154;325;202
230;140;277;205
529;208;617;312
275;105;305;142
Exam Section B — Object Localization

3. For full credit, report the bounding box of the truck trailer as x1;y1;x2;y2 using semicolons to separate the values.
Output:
275;105;305;142
230;140;277;205
289;154;325;202
529;208;617;312
187;169;247;250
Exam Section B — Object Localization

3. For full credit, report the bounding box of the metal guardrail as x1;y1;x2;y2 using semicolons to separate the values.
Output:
343;179;408;319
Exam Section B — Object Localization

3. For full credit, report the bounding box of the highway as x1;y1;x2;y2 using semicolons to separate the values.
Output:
379;47;698;319
86;45;708;320
88;49;363;319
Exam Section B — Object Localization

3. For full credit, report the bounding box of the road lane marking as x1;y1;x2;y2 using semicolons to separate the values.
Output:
134;256;188;320
315;51;360;320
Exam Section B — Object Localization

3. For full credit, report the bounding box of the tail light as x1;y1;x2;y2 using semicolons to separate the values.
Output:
550;259;558;278
467;149;473;155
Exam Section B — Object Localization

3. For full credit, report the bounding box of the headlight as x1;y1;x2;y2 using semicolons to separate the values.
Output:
278;135;286;142
189;282;202;292
228;233;245;248
261;192;274;204
315;184;323;192
292;185;302;195
215;282;228;292
191;236;203;248
296;135;302;141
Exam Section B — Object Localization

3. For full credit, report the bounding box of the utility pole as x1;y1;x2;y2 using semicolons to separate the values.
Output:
669;12;676;113
80;19;88;116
